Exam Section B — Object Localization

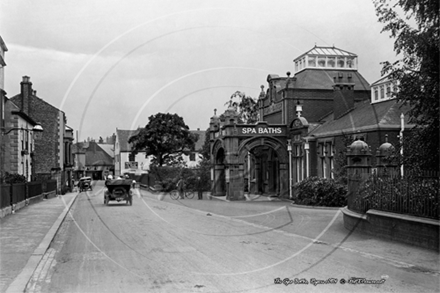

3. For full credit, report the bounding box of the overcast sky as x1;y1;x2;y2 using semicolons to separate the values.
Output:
1;0;396;142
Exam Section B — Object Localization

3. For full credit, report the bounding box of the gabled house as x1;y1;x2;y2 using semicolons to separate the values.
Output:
73;141;114;180
114;129;150;177
10;76;73;193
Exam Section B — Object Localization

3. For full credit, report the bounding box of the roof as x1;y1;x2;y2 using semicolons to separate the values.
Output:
293;69;370;91
371;74;394;87
294;46;357;62
0;35;7;52
98;143;114;158
308;99;414;138
85;142;113;166
116;129;138;152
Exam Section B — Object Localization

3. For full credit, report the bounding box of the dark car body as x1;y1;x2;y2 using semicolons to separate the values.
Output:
104;179;133;205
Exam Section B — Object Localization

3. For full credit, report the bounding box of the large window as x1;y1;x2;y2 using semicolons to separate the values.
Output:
308;56;316;67
318;57;326;67
337;57;345;68
327;57;335;68
347;57;355;68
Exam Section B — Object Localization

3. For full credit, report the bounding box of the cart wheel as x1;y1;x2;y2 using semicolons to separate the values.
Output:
170;190;179;200
186;191;195;199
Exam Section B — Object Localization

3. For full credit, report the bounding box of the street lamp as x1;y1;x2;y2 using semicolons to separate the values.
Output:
287;139;292;199
2;123;44;137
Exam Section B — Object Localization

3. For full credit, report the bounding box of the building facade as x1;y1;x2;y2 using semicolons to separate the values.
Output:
209;46;413;200
0;36;8;178
2;99;39;181
10;76;74;192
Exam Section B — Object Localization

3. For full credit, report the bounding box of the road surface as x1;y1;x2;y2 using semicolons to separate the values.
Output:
25;181;439;292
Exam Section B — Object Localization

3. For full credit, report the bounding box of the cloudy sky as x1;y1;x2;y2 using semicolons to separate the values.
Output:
1;0;396;141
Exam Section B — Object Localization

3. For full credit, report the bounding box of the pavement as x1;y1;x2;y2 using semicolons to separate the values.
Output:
0;191;79;293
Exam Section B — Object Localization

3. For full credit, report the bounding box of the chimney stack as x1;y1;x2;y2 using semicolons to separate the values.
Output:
333;73;355;120
20;76;32;115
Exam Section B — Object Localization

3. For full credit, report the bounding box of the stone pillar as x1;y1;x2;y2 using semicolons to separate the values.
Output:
346;139;372;212
376;139;398;177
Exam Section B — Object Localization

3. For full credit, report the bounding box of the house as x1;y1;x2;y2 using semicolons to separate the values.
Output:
10;76;74;193
182;128;206;168
114;129;150;177
72;141;114;180
2;98;40;181
0;35;8;178
114;128;205;176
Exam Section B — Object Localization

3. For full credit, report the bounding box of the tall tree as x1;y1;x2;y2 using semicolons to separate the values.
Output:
129;113;198;166
373;0;439;170
225;91;259;124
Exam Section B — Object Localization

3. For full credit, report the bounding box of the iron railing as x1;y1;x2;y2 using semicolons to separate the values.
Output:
354;171;439;219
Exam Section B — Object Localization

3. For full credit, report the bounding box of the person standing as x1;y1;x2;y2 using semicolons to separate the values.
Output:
197;176;203;200
177;177;185;199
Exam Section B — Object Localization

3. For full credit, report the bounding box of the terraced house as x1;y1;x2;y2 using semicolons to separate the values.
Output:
9;76;74;193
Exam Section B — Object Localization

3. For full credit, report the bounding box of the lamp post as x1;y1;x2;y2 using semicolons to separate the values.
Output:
304;140;310;178
287;139;292;199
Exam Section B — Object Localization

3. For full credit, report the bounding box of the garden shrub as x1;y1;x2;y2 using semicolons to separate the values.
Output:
293;176;347;207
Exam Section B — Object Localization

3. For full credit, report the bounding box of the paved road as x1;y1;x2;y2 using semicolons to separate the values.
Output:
25;181;439;292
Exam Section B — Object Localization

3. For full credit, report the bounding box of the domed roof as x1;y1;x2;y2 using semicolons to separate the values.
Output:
378;142;394;152
348;139;371;155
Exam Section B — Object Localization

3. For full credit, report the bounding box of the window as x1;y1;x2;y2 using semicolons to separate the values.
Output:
318;57;326;67
308;56;316;67
327;57;335;68
374;88;379;100
347;57;355;68
189;153;196;161
380;86;384;99
386;84;391;97
337;57;345;68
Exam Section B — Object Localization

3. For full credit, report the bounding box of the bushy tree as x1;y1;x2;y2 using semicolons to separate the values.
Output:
129;113;198;166
373;0;439;171
225;91;259;124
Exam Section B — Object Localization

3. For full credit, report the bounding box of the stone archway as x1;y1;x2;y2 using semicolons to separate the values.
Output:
211;139;226;196
238;137;289;197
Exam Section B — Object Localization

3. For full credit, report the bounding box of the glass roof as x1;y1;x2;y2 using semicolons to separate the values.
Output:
294;46;357;61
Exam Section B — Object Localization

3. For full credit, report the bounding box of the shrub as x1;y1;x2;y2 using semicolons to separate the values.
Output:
1;172;27;184
293;177;347;207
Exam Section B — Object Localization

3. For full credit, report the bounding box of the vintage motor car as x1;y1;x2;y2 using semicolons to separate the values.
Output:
78;176;93;192
104;178;133;206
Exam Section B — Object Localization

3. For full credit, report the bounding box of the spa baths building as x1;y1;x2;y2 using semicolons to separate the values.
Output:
208;46;409;200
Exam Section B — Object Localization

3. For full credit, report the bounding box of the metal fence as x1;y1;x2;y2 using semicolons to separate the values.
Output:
354;171;440;219
1;184;11;208
0;180;58;209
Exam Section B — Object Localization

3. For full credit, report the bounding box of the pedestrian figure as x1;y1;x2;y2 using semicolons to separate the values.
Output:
197;176;203;200
177;177;185;199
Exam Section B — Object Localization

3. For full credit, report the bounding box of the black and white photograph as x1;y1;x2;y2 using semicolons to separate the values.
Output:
0;0;438;292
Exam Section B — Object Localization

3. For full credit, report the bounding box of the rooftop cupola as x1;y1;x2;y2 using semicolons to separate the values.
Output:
293;45;358;74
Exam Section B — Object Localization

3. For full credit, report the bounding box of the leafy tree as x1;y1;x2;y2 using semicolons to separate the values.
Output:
373;0;439;171
200;128;211;160
129;113;198;166
225;91;259;124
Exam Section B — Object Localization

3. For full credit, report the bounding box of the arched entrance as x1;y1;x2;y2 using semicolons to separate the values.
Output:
213;147;226;196
238;137;288;198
